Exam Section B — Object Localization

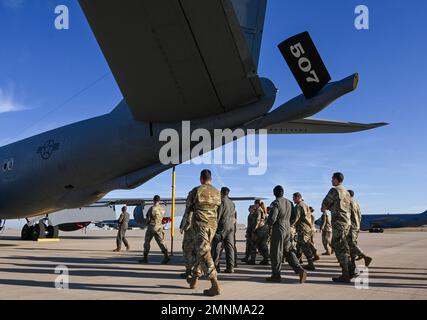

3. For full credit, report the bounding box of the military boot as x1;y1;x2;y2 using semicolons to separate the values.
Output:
364;255;373;267
125;245;130;251
265;275;282;283
241;257;249;263
187;276;199;289
180;269;191;279
224;267;234;274
161;253;170;264
259;258;269;265
139;253;148;264
299;269;307;284
332;264;351;283
313;253;320;261
113;248;121;252
304;260;316;271
246;257;256;265
203;278;221;297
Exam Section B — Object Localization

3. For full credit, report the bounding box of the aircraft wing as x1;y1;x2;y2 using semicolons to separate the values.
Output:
264;118;388;134
79;0;265;122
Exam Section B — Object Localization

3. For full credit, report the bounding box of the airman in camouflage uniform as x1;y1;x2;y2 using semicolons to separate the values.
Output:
113;206;130;252
320;211;333;255
248;200;269;265
321;172;352;283
179;209;201;279
242;204;257;263
292;193;315;271
266;186;307;283
186;170;222;297
140;195;170;264
348;190;372;270
309;207;320;261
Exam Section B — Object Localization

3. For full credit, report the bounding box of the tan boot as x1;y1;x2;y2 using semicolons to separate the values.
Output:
113;248;120;252
364;256;372;267
187;276;199;289
203;278;221;297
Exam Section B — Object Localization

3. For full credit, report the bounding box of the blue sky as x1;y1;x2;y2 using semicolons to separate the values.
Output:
1;0;426;226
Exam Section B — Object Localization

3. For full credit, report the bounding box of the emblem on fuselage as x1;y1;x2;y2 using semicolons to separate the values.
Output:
37;140;60;160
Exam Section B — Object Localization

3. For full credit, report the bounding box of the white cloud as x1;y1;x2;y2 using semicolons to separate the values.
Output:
1;0;24;9
0;87;26;114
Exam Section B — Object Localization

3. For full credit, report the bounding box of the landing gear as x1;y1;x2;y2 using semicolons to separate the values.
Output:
21;224;33;241
32;222;46;241
21;221;59;241
46;225;59;238
369;228;384;233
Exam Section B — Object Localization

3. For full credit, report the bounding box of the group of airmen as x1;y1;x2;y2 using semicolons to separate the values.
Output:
114;170;372;297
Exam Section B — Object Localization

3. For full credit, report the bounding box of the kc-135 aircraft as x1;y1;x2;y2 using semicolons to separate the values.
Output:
0;0;386;240
316;210;427;233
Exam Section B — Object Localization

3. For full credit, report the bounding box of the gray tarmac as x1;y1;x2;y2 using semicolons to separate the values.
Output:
0;228;426;300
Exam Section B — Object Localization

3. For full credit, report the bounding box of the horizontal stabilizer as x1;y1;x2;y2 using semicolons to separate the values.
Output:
265;118;388;134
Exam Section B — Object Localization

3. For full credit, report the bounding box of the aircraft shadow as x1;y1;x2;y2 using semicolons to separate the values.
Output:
0;278;198;296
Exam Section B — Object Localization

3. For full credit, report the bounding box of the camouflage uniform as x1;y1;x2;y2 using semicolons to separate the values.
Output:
321;211;333;253
348;198;372;268
348;199;363;257
116;210;130;250
322;185;352;279
143;204;169;257
244;207;257;261
309;214;318;258
180;210;200;277
249;207;269;263
187;184;221;280
293;201;315;265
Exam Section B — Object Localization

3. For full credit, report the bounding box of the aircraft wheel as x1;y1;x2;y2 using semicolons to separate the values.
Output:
21;225;33;241
46;225;59;238
31;223;46;241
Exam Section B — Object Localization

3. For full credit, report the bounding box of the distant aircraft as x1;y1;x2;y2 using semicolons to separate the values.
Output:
360;210;427;233
0;0;386;240
95;196;258;230
315;210;427;233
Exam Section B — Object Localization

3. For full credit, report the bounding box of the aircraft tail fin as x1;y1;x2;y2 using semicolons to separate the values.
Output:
278;31;332;99
231;0;268;71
